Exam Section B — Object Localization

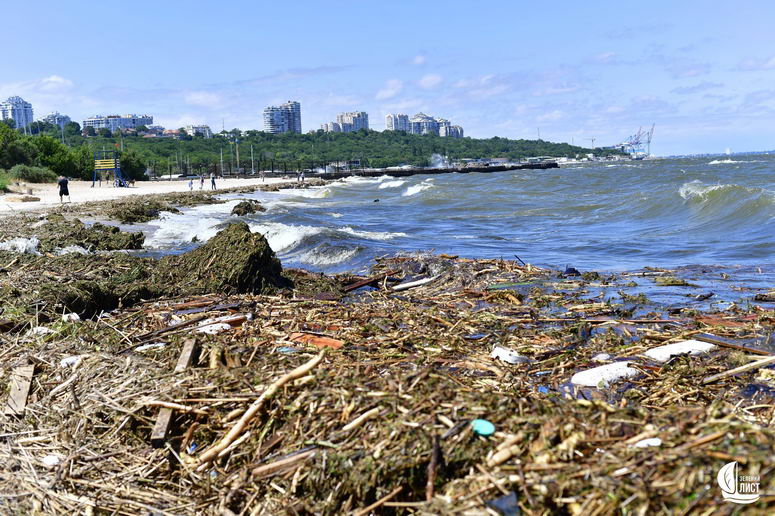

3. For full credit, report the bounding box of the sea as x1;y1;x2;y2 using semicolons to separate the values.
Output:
141;154;774;276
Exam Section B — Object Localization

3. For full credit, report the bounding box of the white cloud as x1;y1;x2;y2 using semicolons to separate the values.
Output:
738;55;775;71
537;110;564;122
413;55;426;65
595;52;617;63
376;79;403;100
419;74;442;89
184;91;222;107
38;75;74;92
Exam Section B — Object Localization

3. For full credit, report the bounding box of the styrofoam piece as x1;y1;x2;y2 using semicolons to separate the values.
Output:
28;326;54;336
570;361;640;387
135;342;167;352
592;353;611;362
60;355;84;368
643;340;716;363
491;346;531;364
61;313;81;323
632;437;662;448
196;323;232;334
392;274;440;292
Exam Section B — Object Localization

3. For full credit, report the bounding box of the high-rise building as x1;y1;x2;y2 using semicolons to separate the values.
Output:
321;122;342;133
184;124;212;138
263;101;301;134
1;96;34;130
440;125;464;138
83;114;153;131
409;112;440;135
385;113;409;132
336;111;369;132
41;112;71;129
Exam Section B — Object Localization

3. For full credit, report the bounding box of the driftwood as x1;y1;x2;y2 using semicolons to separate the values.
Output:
4;365;35;416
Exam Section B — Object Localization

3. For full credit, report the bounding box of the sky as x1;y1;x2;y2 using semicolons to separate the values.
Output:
2;0;775;155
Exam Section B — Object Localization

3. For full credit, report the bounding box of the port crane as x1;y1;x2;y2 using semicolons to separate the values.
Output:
618;124;655;157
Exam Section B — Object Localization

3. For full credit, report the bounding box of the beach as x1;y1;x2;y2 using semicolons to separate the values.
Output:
0;176;292;214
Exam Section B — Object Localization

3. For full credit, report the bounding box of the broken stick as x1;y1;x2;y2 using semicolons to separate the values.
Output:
4;365;35;416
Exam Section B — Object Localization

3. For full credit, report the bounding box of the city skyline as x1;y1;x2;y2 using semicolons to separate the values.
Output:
1;2;774;154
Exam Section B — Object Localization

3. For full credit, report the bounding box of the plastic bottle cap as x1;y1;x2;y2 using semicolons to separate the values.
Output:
471;419;495;436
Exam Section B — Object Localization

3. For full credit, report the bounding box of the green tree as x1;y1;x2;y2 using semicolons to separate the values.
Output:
83;126;96;137
98;128;112;137
119;149;146;181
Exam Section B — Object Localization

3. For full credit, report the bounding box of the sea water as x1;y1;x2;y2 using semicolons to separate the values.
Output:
142;154;775;274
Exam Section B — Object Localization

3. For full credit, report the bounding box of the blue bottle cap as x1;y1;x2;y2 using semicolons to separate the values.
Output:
471;419;495;436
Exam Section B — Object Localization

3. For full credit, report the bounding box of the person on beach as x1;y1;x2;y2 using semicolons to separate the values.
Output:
57;176;70;203
188;178;193;191
210;172;216;190
200;175;204;190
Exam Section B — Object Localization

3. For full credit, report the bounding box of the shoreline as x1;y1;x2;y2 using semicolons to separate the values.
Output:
0;179;774;513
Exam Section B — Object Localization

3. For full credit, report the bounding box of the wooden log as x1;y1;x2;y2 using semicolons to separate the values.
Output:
5;365;35;416
150;409;174;448
343;269;400;292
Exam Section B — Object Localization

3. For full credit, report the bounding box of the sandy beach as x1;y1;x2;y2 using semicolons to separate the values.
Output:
0;176;293;214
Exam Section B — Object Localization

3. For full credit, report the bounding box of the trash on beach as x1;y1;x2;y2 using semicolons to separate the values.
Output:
196;323;232;335
491;345;531;364
592;353;612;362
631;437;662;448
289;332;344;350
392;274;441;291
486;491;521;516
471;419;495;436
59;356;83;368
570;361;640;387
644;340;716;362
61;313;81;323
135;342;167;352
27;326;54;336
41;455;62;468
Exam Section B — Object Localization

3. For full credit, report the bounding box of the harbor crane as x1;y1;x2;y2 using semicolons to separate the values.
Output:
618;124;655;157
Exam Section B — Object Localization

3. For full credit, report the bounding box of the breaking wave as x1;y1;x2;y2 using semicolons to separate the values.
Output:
379;180;407;189
403;179;434;197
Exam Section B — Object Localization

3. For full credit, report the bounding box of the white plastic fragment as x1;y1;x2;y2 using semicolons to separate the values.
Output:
28;326;54;336
41;455;61;467
196;323;232;335
56;245;89;256
60;356;83;368
592;353;611;362
643;340;716;363
491;346;531;364
392;274;441;292
135;342;167;352
632;437;662;448
61;313;81;323
570;361;640;387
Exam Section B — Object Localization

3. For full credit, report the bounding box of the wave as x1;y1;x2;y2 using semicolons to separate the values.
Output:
678;180;773;202
248;221;405;254
379;180;407;189
293;245;362;266
340;226;407;240
708;159;737;165
403;179;435;197
0;237;40;255
145;214;224;248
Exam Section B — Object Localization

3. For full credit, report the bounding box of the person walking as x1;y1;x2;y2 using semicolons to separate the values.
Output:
57;176;70;203
199;175;204;190
210;172;216;190
188;178;193;191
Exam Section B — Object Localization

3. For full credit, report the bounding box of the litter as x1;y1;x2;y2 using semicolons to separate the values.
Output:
570;361;640;387
491;346;531;364
471;419;495;436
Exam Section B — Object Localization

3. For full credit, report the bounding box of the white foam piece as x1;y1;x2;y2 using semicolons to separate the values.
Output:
41;455;61;467
570;361;640;387
491;346;531;365
56;245;89;255
196;323;232;335
135;342;166;352
592;353;611;362
632;437;662;448
60;355;83;368
61;313;81;323
643;340;716;363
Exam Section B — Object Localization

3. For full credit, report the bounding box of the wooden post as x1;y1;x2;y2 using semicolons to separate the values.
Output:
151;340;199;447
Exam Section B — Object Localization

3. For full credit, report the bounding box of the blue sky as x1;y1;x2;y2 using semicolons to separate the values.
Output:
2;0;775;155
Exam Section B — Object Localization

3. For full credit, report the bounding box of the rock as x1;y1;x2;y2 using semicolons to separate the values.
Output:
231;200;265;216
643;340;716;362
570;361;640;387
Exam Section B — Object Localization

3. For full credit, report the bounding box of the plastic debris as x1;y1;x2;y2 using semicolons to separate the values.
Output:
491;346;531;364
41;455;61;467
632;437;662;448
471;419;495;436
196;323;233;335
60;356;83;368
27;326;54;336
135;342;167;352
485;491;520;516
643;340;716;363
61;313;81;323
592;353;611;362
187;442;198;454
537;386;550;394
570;361;640;387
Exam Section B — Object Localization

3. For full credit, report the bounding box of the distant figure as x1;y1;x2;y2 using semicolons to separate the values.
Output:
98;174;102;187
188;178;193;191
260;170;266;182
300;171;305;183
57;176;70;203
210;172;216;190
199;175;204;190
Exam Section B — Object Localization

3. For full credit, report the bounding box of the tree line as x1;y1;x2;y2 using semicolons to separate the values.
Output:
1;120;618;183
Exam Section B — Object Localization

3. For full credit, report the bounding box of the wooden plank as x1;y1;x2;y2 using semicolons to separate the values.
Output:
174;339;198;373
151;339;198;448
702;356;775;384
4;365;35;416
150;408;173;448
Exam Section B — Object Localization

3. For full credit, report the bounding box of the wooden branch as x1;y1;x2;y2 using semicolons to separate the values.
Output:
196;350;326;469
354;486;403;516
693;333;771;356
251;448;316;478
342;407;380;432
4;365;35;416
702;356;775;384
174;339;198;373
343;269;399;292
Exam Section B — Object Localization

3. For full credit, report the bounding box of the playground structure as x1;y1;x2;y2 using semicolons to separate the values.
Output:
93;150;128;187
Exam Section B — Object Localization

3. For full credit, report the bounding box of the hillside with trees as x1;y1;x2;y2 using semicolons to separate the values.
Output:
1;120;617;181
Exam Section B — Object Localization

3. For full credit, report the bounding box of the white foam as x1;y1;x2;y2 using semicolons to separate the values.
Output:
144;213;223;248
0;237;41;255
570;361;640;387
327;212;343;218
340;226;407;240
379;180;407;189
295;246;361;266
678;180;724;200
643;340;715;362
403;180;434;197
249;222;325;252
56;245;89;255
708;159;737;165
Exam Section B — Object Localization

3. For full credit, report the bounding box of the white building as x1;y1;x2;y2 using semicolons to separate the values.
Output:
336;111;369;132
1;96;34;130
184;124;212;138
321;122;342;132
263;101;301;134
385;113;409;132
83;114;153;132
41;111;71;129
440;125;464;138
